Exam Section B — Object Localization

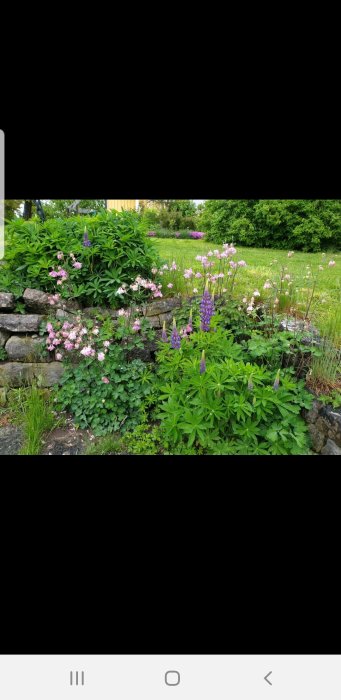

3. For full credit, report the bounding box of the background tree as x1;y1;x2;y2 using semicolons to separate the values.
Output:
4;200;23;220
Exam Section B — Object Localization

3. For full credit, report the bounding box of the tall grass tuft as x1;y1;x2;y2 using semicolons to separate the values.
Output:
8;385;58;455
309;313;341;394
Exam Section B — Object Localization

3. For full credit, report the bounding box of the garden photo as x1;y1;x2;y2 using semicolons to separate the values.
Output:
0;198;340;456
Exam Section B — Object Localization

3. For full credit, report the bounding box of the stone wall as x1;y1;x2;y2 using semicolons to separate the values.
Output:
303;398;341;455
0;289;181;395
1;289;340;456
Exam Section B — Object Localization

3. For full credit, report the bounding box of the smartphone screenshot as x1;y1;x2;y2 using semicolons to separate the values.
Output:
0;123;339;699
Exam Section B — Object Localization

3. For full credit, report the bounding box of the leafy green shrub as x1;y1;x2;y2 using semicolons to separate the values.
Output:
155;329;313;455
3;211;160;307
53;315;156;436
200;200;341;252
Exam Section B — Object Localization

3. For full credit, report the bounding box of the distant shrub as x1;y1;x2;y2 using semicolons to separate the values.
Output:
199;200;341;252
190;231;205;239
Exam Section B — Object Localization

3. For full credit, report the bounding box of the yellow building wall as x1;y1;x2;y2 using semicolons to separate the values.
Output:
106;200;164;211
107;200;137;211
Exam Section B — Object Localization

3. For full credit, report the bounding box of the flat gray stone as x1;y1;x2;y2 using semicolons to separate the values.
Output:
145;298;181;316
5;335;47;362
0;425;23;455
0;314;44;333
0;362;64;387
23;289;81;314
0;329;10;348
0;293;15;310
321;439;341;456
23;288;52;313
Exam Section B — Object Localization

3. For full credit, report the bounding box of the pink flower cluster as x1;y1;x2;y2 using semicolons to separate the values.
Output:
46;320;111;362
130;275;163;298
49;252;82;285
190;232;205;239
48;293;61;306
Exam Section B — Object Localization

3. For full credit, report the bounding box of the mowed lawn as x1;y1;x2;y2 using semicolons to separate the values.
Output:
152;239;341;338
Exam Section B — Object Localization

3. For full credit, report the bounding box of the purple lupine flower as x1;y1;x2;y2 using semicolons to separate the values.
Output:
190;231;205;239
200;285;215;332
273;370;280;391
170;318;181;349
200;350;206;374
83;227;92;247
161;321;168;342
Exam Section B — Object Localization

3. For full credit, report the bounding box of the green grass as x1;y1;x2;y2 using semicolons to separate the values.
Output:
6;386;60;455
152;239;340;337
85;434;123;455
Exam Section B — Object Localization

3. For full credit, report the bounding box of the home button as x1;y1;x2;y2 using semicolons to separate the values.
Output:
165;670;180;686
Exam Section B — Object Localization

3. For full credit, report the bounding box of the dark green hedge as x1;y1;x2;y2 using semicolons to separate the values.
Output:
199;200;341;252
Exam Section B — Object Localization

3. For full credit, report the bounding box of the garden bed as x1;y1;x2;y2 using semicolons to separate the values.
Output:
0;213;340;456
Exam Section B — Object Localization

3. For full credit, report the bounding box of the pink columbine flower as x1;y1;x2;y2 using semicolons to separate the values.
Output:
118;309;127;317
64;341;74;351
80;346;93;357
253;290;260;297
329;260;336;267
195;272;202;279
92;328;99;335
46;322;53;333
98;352;105;361
73;261;82;270
47;344;55;351
56;353;63;361
238;260;247;267
263;281;272;289
49;270;58;278
167;283;173;288
102;377;110;384
151;267;158;274
57;252;64;260
68;331;77;341
103;341;110;348
170;262;177;271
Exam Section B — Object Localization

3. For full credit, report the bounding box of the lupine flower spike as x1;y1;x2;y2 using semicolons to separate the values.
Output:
200;350;206;374
161;320;168;342
273;369;280;391
170;318;181;349
83;227;91;247
200;283;215;332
